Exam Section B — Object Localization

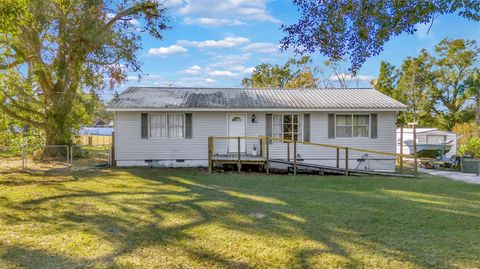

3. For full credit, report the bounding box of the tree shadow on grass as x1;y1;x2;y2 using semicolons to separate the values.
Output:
1;168;479;268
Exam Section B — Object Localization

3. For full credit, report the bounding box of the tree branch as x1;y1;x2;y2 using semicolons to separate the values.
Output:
105;2;158;29
1;90;44;118
0;103;44;128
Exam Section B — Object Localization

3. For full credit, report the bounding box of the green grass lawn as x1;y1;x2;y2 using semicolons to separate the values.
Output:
0;169;479;269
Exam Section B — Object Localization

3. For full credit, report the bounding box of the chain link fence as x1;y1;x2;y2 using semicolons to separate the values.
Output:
0;144;112;172
70;145;111;170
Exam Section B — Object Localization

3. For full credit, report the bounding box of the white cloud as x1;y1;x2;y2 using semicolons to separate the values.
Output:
240;42;279;53
177;0;280;23
205;65;254;78
230;66;255;75
178;37;249;48
209;53;251;67
177;76;217;86
179;65;202;75
148;45;188;56
329;73;376;81
207;70;237;77
183;17;244;26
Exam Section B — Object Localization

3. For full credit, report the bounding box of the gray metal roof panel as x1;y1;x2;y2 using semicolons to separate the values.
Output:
107;87;407;110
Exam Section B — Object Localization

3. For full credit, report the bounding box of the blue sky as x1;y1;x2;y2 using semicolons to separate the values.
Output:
115;0;480;97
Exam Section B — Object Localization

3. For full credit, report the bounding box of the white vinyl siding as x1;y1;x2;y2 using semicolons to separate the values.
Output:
115;111;397;170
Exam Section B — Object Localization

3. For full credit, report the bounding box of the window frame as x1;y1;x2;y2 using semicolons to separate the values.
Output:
335;114;371;138
272;113;304;142
148;113;186;139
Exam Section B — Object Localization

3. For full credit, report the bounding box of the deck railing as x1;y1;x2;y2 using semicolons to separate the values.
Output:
208;136;418;177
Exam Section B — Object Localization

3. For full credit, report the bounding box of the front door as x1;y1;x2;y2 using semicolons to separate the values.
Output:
228;114;246;153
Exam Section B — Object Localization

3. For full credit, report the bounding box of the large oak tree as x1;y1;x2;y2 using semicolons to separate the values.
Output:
0;0;168;146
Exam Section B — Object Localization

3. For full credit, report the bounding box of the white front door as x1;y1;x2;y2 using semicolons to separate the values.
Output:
228;114;246;153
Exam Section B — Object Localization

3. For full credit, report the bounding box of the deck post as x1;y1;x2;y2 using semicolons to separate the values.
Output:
287;142;290;162
293;139;297;175
399;124;404;173
345;147;349;176
265;137;270;174
259;138;263;157
237;137;241;172
208;137;213;173
336;148;339;168
413;124;418;177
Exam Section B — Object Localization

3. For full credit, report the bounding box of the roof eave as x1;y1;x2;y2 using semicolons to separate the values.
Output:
107;107;407;112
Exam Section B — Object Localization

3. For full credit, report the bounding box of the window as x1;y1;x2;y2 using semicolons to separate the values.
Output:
150;114;184;138
426;135;446;144
335;115;369;138
273;114;303;141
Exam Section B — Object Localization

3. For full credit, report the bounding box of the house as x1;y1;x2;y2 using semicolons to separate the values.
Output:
107;87;407;171
396;128;458;157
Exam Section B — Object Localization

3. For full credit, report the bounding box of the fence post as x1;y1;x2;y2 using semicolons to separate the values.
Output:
237;137;241;172
21;144;26;169
66;145;70;166
265;137;270;174
70;145;76;167
336;148;340;168
345;147;349;176
293;139;297;175
208;137;213;173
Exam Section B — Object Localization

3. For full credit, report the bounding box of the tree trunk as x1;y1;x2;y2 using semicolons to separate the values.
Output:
43;90;75;157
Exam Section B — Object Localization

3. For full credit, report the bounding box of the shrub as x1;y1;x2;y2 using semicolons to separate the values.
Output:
458;137;480;158
453;122;478;146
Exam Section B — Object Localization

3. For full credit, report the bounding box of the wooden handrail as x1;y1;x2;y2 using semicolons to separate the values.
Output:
209;135;414;159
211;136;263;140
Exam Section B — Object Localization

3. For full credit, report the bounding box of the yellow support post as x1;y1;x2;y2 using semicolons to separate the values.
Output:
208;137;213;173
399;124;404;173
266;137;270;174
345;147;349;176
336;147;340;168
293;139;297;175
237;137;241;172
287;142;290;162
413;124;418;177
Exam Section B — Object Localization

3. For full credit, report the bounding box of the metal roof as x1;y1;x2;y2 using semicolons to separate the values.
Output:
107;87;407;111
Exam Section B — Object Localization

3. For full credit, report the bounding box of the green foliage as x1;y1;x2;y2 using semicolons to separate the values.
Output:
0;109;44;148
374;38;478;129
464;68;480;134
242;56;317;88
459;137;480;158
453;122;478;146
0;0;169;146
282;0;480;72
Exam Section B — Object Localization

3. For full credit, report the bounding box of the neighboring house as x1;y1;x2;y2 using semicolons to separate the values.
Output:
107;87;407;171
396;128;458;157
